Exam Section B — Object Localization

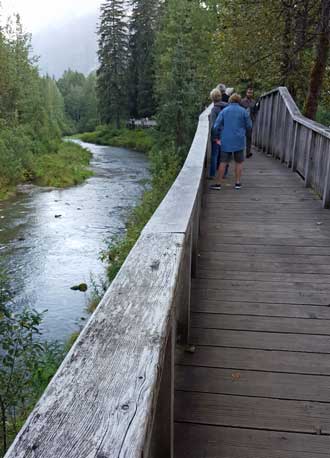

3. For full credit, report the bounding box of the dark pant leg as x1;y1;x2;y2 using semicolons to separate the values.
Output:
246;129;252;156
210;141;220;177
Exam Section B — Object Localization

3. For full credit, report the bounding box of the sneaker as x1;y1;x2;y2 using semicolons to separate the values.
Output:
235;183;242;189
210;184;221;190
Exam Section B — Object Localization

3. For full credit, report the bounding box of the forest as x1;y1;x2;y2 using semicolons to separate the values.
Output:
1;0;330;455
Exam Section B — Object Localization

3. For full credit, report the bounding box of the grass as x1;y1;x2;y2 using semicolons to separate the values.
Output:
0;141;93;200
30;141;93;188
78;126;153;153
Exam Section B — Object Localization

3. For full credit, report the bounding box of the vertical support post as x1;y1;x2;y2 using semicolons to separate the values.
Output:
261;96;270;152
148;321;175;458
270;93;279;156
285;116;294;167
176;227;192;345
322;139;330;208
280;108;288;163
191;191;201;278
291;122;299;172
264;94;274;155
304;129;314;187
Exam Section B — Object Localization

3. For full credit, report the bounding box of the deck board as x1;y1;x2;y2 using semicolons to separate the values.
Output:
174;148;330;457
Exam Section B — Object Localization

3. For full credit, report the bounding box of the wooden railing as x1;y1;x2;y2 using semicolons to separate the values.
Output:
4;107;211;458
253;87;330;208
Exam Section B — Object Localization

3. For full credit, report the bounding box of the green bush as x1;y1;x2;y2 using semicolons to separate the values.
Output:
79;126;154;153
30;142;93;188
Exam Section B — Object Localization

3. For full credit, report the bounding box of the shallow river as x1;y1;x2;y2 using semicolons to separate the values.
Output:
0;141;149;341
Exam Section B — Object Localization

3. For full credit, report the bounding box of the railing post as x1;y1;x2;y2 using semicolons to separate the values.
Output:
148;321;175;458
322;140;330;208
291;122;299;172
270;93;279;156
176;227;192;345
304;130;314;187
280;108;288;163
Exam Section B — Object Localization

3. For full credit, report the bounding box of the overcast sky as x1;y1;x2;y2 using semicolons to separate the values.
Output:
1;0;102;33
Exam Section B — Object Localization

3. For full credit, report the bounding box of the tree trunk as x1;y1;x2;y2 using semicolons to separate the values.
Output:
304;0;330;120
0;399;7;454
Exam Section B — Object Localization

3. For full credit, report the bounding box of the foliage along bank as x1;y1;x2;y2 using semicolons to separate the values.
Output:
0;15;92;200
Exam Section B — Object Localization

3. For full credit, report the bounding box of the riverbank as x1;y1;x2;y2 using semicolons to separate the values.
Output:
78;126;153;153
77;127;181;290
0;140;150;455
0;141;93;201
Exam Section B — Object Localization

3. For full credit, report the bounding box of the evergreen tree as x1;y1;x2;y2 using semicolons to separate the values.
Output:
155;0;217;152
97;0;128;127
128;0;160;118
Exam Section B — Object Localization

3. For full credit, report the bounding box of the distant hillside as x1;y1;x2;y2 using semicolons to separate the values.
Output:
32;13;99;78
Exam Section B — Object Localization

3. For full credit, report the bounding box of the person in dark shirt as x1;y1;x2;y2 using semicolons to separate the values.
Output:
209;88;228;178
241;87;256;158
217;83;229;103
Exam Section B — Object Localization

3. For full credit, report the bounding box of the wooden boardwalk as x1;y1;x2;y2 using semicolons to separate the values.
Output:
175;148;330;457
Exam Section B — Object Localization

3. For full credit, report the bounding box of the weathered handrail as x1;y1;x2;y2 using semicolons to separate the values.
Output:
254;87;330;207
4;106;211;458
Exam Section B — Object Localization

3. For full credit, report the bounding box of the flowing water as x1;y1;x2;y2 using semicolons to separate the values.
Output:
0;141;149;341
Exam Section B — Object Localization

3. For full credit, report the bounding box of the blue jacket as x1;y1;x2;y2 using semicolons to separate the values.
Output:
212;103;252;152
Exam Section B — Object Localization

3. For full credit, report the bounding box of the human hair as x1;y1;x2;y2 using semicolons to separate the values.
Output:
226;87;234;96
229;93;242;104
246;86;254;92
210;88;222;103
217;83;226;94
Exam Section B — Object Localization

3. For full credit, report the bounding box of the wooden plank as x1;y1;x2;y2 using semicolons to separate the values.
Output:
5;232;184;458
200;224;329;238
200;235;330;246
196;259;330;274
197;269;330;285
192;287;330;305
174;423;330;458
176;365;330;402
190;328;330;353
198;241;330;255
178;346;330;375
191;312;330;336
143;108;210;234
191;299;330;319
192;277;330;293
175;391;330;434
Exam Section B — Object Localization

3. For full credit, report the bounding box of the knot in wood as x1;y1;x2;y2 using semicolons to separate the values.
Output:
150;260;160;271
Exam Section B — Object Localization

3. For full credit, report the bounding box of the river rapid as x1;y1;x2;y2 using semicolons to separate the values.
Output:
0;141;149;341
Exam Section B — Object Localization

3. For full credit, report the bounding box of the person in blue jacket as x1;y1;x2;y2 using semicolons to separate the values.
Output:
210;93;252;190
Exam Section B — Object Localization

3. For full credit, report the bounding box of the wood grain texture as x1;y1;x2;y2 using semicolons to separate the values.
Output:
174;423;330;458
5;233;185;458
176;365;330;402
190;327;330;353
175;391;330;434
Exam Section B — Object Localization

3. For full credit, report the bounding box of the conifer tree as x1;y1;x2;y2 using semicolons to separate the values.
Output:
97;0;128;127
128;0;160;118
155;0;217;152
